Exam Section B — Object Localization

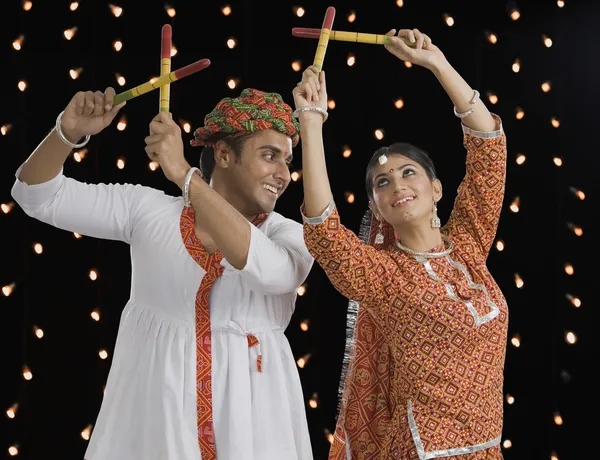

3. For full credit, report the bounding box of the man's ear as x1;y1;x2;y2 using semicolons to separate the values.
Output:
214;140;234;169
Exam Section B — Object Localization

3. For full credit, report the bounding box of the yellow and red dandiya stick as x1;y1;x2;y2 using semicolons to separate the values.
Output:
293;27;416;48
312;6;335;71
113;59;211;105
160;24;172;112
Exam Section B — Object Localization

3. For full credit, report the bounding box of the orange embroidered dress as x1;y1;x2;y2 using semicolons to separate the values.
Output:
302;116;508;459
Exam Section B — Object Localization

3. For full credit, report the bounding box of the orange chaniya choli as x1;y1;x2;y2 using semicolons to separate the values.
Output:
303;115;508;459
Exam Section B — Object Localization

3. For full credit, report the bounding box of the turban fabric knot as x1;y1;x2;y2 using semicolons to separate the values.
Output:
190;88;300;148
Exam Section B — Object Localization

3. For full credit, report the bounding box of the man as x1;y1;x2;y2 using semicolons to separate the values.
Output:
11;86;314;460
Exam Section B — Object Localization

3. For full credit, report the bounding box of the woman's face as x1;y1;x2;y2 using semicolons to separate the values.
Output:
370;154;442;229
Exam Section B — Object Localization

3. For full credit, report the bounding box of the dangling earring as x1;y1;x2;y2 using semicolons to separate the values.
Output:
374;220;385;245
431;202;441;228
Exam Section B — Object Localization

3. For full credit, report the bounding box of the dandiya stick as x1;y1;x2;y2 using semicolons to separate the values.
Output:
160;24;172;112
312;6;335;71
293;27;416;48
113;59;211;106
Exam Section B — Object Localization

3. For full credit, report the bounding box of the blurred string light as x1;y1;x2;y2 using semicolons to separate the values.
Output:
13;35;24;51
165;4;176;17
109;4;123;17
69;2;79;11
63;27;77;40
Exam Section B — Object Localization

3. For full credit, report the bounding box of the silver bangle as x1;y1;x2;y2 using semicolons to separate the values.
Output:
293;106;328;122
453;89;480;119
55;111;91;149
183;167;202;207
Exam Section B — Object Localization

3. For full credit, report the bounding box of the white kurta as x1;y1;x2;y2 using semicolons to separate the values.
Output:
11;164;315;460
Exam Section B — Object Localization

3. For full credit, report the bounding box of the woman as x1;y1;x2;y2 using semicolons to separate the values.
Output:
293;28;508;459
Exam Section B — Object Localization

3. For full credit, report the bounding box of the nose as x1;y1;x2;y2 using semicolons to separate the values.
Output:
273;161;291;185
392;178;408;194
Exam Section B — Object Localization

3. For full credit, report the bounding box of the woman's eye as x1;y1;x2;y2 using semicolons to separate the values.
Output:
377;179;389;187
403;168;415;177
264;153;274;161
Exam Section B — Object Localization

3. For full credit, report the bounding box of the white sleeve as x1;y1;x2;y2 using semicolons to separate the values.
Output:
238;217;314;296
10;164;162;244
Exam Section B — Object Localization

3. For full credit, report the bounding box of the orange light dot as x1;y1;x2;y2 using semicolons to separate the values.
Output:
404;61;412;68
291;60;302;72
516;108;525;120
514;273;524;289
116;158;125;169
227;79;238;89
226;38;236;49
23;365;33;380
541;81;551;92
294;6;305;17
347;54;356;66
64;27;77;40
291;171;301;182
487;32;498;44
2;283;16;297
375;129;384;140
328;100;336;110
347;11;356;22
1;124;12;135
342;146;352;158
18;81;27;92
81;424;93;440
553;157;563;166
512;59;520;73
109;4;123;17
551;117;560;128
13;35;24;51
510;9;520;20
166;6;176;17
297;285;306;296
23;0;33;11
91;309;101;321
1;202;14;213
444;14;454;26
394;98;404;109
113;40;123;52
516;154;526;165
221;5;231;15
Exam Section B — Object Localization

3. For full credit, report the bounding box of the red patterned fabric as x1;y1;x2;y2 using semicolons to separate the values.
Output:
305;116;508;459
180;207;267;458
190;88;300;148
247;334;263;373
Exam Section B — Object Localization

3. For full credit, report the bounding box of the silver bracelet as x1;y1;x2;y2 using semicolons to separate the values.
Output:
453;89;480;119
293;106;328;122
55;111;91;149
183;167;202;207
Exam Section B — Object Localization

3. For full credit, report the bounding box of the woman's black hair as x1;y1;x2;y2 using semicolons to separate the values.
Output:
365;142;437;201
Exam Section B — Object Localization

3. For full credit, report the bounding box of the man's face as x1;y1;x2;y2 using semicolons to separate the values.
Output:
220;129;293;215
